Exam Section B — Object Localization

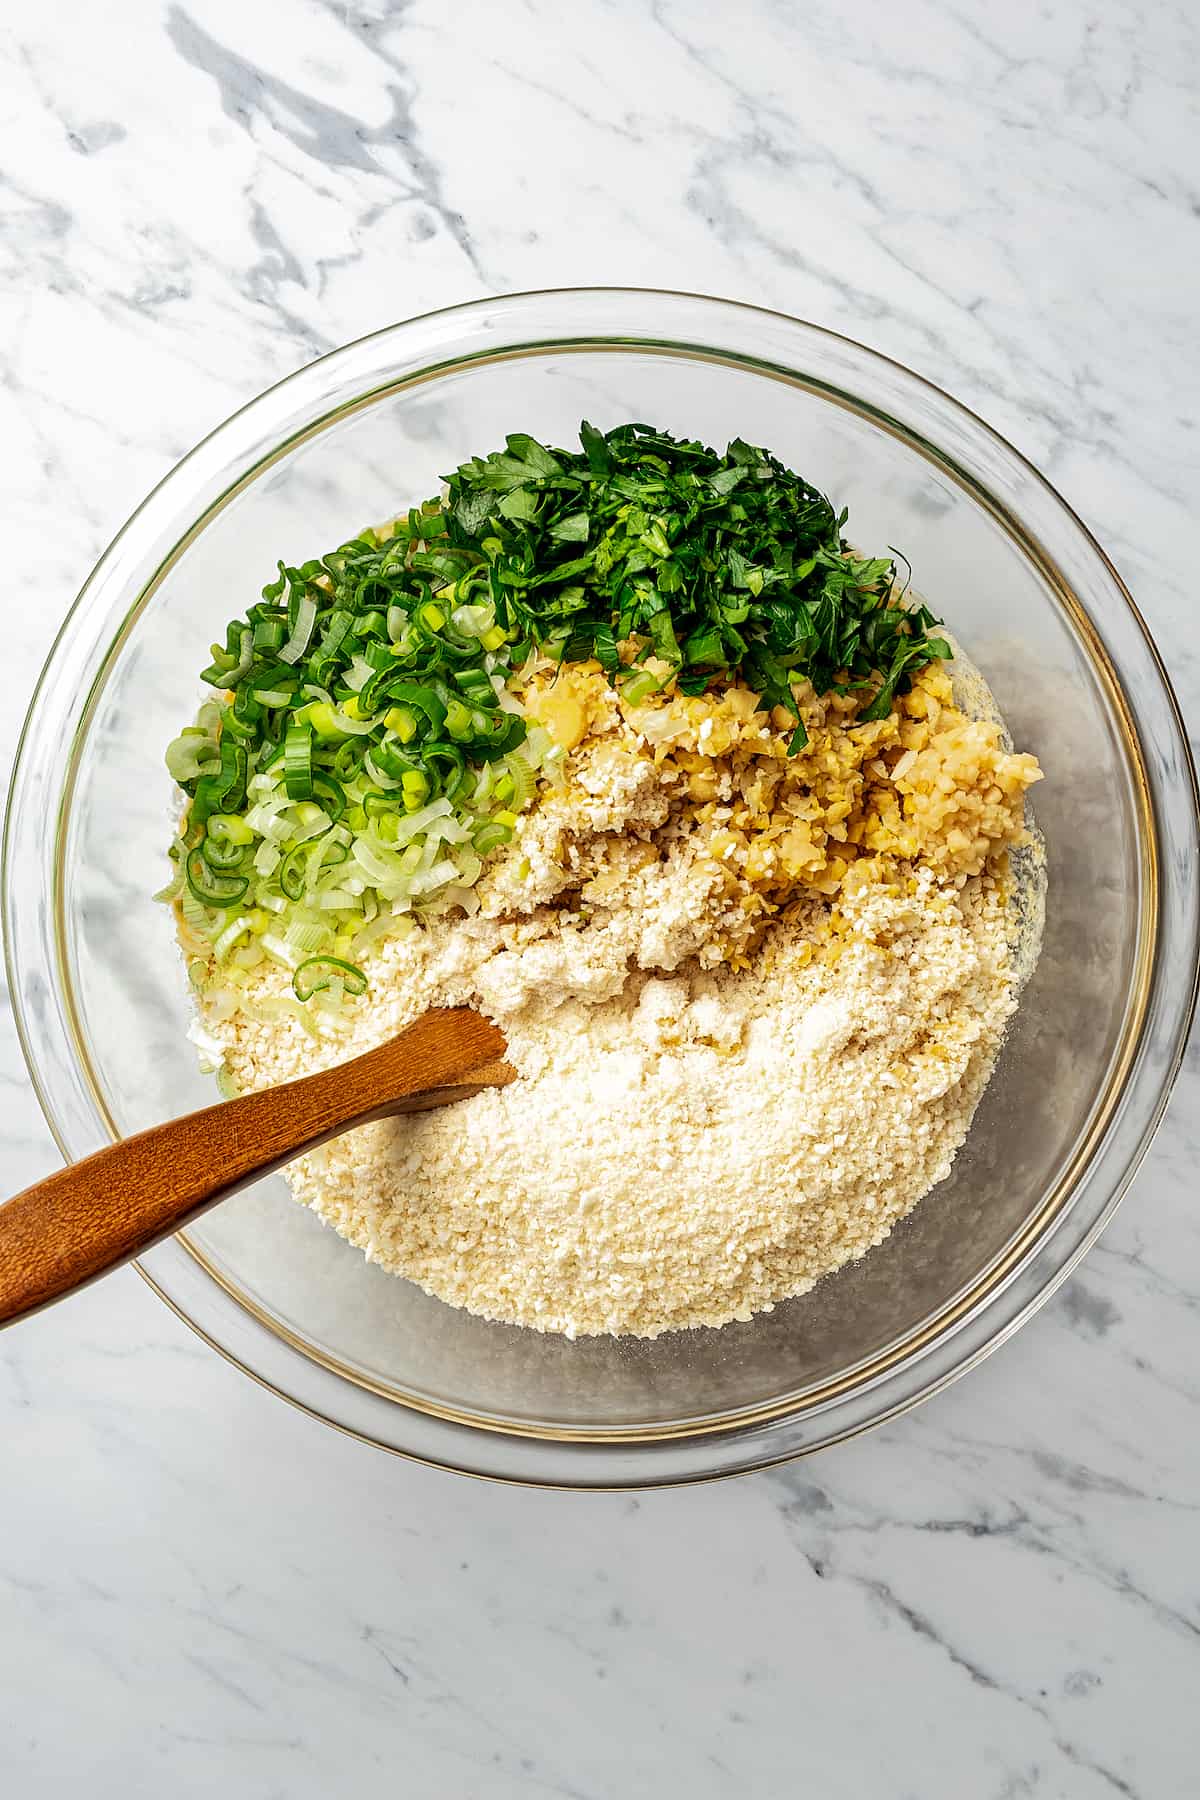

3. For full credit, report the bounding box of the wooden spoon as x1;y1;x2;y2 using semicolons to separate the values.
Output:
0;1007;511;1329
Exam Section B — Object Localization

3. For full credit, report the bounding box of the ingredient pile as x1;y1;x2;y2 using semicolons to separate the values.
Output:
164;423;1043;1338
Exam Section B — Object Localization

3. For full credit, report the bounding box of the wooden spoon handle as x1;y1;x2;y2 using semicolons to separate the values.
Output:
0;1007;510;1328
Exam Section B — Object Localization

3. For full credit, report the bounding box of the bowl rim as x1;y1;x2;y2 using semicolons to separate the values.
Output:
6;286;1198;1484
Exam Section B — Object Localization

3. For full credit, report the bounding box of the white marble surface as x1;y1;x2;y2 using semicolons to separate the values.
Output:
2;1;1198;1793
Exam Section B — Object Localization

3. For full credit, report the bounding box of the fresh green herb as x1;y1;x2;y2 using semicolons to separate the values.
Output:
442;422;949;751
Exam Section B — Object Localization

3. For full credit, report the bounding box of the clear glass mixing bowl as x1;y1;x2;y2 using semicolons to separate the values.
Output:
5;291;1197;1486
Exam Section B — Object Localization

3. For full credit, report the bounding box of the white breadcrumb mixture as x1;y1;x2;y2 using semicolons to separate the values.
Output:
199;720;1024;1336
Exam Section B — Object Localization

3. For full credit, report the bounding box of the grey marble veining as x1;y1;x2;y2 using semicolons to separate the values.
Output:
1;1;1197;1794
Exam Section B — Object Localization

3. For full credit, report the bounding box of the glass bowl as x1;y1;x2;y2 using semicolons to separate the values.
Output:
6;290;1197;1488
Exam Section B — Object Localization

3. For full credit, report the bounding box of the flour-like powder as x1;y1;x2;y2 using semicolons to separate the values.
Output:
196;653;1042;1338
207;868;1016;1339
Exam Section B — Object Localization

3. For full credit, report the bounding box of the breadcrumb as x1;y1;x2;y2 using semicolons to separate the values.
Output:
198;661;1041;1339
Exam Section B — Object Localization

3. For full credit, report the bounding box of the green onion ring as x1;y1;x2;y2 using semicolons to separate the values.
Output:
293;956;369;1002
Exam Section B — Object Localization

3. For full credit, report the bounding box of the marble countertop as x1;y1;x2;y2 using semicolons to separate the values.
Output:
2;2;1198;1793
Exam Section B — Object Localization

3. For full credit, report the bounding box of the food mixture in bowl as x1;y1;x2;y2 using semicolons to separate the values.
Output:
163;423;1043;1339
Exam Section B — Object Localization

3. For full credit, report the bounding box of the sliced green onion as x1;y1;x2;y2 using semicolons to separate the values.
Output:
180;887;216;939
165;727;220;784
185;848;249;910
213;915;251;958
215;1065;242;1100
409;856;460;896
293;955;368;1002
167;499;552;994
279;591;318;664
279;841;308;902
362;748;403;790
283;724;314;801
208;812;254;848
291;700;347;741
200;625;254;688
330;738;368;780
260;932;300;969
284;917;332;958
252;617;288;655
383;704;419;742
312;774;346;819
362;789;396;820
315;887;361;911
201;832;249;871
400;769;431;811
500;751;535;812
443;698;475;741
252;838;281;878
385;681;447;733
390;796;453;845
472;820;514;854
451;603;493;638
422;742;468;801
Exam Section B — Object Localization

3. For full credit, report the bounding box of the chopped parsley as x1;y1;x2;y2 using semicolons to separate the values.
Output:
441;420;951;751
